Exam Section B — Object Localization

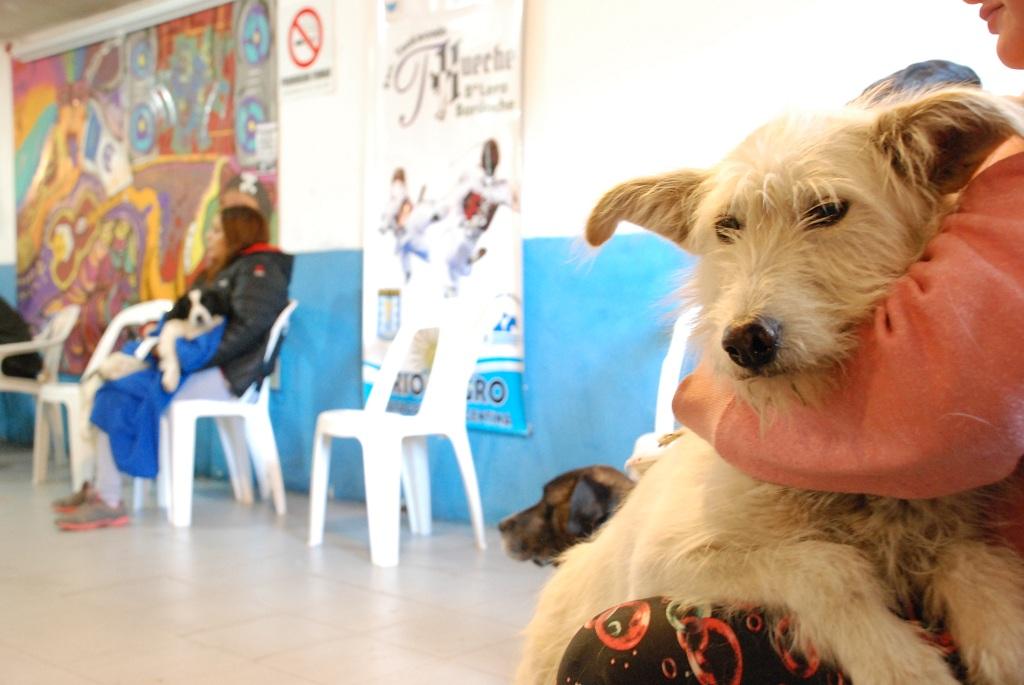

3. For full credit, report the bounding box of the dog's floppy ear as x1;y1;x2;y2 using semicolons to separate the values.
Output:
167;294;191;320
585;169;708;248
566;474;612;538
873;87;1024;194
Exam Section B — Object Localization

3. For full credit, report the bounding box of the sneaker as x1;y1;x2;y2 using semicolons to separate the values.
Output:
51;482;94;513
55;498;129;531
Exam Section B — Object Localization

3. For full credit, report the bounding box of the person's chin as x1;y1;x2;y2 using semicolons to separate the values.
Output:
997;33;1024;69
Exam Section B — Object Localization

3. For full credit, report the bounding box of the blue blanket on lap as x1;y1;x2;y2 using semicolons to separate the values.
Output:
91;322;225;478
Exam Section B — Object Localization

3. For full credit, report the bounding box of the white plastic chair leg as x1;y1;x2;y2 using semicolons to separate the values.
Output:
32;398;48;484
169;408;197;527
215;416;253;504
307;428;332;547
399;462;421;535
449;427;486;550
47;402;68;465
132;478;148;512
132;472;169;512
246;416;285;515
362;436;403;567
65;399;90;491
158;415;172;517
266;449;286;516
401;436;431;536
243;418;269;501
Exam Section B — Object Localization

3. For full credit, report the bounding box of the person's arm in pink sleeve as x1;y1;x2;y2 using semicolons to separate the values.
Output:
673;150;1024;499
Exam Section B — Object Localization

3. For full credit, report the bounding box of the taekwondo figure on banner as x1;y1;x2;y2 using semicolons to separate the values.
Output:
379;138;518;298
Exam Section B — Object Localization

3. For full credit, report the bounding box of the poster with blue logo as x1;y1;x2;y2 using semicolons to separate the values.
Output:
362;0;527;435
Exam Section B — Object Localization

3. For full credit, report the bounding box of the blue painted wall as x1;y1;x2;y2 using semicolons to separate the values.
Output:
242;234;693;522
3;234;695;523
0;263;35;443
0;263;13;303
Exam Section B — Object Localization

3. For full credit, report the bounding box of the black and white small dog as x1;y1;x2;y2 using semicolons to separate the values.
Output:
157;288;230;392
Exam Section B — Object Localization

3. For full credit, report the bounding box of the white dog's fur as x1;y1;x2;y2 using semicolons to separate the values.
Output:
517;87;1024;685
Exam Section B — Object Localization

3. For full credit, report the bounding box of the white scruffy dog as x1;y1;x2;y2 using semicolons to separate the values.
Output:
517;87;1024;685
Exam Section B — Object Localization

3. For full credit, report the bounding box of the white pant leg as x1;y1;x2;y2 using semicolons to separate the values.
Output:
173;367;234;401
93;432;122;507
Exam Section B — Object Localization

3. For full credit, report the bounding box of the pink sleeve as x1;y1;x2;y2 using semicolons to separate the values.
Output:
673;153;1024;499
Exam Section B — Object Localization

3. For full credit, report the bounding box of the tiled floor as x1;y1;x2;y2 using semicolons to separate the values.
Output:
0;443;552;684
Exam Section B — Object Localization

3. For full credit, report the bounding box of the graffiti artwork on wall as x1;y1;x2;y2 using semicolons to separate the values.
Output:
13;0;277;373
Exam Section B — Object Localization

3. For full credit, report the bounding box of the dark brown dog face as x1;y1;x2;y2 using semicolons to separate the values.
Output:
499;466;634;566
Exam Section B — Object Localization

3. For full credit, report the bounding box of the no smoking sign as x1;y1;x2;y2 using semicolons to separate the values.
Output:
289;7;322;67
280;0;334;95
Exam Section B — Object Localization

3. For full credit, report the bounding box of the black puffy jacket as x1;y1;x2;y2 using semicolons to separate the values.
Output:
201;244;294;396
0;297;42;379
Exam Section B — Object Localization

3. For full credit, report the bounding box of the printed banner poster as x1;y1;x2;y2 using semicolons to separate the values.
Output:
13;0;277;373
363;0;527;435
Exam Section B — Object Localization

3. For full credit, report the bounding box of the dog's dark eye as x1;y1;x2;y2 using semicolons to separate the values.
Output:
715;215;742;243
805;200;850;229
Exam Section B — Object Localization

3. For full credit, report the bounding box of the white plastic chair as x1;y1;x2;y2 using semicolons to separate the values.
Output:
33;300;172;490
307;295;494;567
0;305;80;475
0;304;80;395
164;300;297;527
625;306;699;478
654;307;699;435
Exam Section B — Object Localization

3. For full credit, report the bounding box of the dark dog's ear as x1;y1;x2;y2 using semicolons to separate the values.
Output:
167;294;191;320
566;474;612;539
585;169;708;248
873;87;1024;194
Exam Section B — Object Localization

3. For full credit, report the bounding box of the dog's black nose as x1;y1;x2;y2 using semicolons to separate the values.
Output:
721;318;780;371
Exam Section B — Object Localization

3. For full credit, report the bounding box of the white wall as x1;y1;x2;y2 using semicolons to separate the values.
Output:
276;0;372;253
519;0;1024;237
0;50;15;266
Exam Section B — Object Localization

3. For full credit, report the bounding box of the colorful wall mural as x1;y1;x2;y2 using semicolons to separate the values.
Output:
13;0;277;373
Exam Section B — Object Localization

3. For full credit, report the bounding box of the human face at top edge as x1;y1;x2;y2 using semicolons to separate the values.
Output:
206;215;227;264
965;0;1024;68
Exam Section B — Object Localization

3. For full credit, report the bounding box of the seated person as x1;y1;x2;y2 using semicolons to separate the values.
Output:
0;297;42;379
52;205;293;530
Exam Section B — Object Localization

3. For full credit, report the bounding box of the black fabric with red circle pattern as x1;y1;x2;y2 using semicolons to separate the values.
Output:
557;597;964;684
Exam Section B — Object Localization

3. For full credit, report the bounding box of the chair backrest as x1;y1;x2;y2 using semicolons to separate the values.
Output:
654;306;699;435
366;296;494;422
36;305;81;382
246;299;298;406
82;300;173;378
262;299;299;367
